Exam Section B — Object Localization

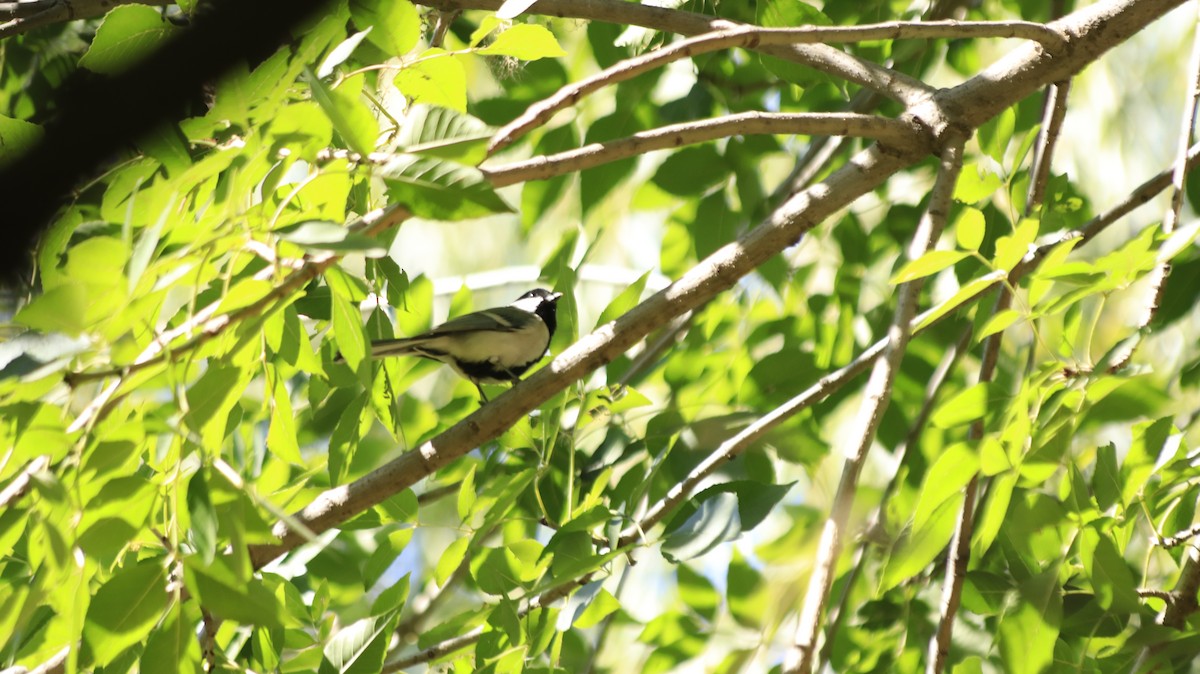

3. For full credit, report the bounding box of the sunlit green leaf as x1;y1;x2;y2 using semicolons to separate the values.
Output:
79;5;181;74
476;24;566;61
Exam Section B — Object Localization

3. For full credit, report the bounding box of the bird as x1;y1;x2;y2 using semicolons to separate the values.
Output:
363;288;563;402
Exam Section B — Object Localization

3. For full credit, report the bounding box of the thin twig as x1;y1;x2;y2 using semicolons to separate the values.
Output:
1158;522;1200;548
1107;4;1200;374
1025;79;1072;214
787;136;966;674
484;112;917;188
926;238;1013;674
0;455;50;509
822;325;972;663
382;573;596;670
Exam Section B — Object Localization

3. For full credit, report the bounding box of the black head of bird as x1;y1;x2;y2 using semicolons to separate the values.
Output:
365;288;563;401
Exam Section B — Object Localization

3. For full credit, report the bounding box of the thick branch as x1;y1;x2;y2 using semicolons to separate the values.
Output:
483;113;917;187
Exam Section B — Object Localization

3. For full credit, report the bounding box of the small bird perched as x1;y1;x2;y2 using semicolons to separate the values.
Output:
364;288;563;402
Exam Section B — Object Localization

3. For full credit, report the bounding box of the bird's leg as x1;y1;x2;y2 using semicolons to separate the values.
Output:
475;382;489;405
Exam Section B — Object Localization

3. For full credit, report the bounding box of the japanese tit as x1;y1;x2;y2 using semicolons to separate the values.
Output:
366;288;563;401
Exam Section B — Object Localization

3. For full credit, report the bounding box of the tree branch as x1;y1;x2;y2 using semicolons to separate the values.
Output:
0;455;50;509
412;0;934;107
823;325;972;664
490;20;1062;153
1025;80;1072;213
382;573;596;671
787;136;965;674
1108;2;1200;373
483;112;918;188
244;0;1190;582
0;0;172;39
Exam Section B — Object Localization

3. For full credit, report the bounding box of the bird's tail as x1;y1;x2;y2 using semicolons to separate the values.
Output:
335;336;433;363
366;336;434;358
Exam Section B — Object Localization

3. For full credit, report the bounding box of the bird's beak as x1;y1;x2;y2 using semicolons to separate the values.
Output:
549;292;564;301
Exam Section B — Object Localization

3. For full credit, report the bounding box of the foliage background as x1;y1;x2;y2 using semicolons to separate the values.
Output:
2;0;1200;672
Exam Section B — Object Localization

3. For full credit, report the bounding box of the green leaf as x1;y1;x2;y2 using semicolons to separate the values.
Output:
331;292;366;371
318;29;374;79
878;489;961;594
397;105;494;165
371;573;411;615
277;221;387;256
556;578;604;631
381;155;512;220
187;470;219;564
83;561;168;666
676;564;719;621
912;443;978;532
328;392;368;484
268;102;334;159
321;610;401;674
931;383;988;428
266;369;303;465
79;5;181;74
1080;527;1139;613
395;49;467;112
954;162;1003;203
350;0;420;58
185;365;244;439
955;206;985;251
756;0;832;88
14;283;90;336
994;218;1040;272
307;70;378;156
183;556;284;628
890;250;970;284
998;567;1061;674
573;587;621;629
662;492;740;563
140;603;203;673
0;115;43;167
436;537;469;586
914;272;1005;331
595;271;650;329
652;145;728;196
726;550;769;629
457;464;477;523
978;308;1022;340
476;24;567;61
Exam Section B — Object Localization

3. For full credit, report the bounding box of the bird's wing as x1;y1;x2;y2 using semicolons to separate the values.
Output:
423;307;533;335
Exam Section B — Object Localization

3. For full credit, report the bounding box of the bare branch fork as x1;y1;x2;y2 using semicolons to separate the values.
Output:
489;20;1063;153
